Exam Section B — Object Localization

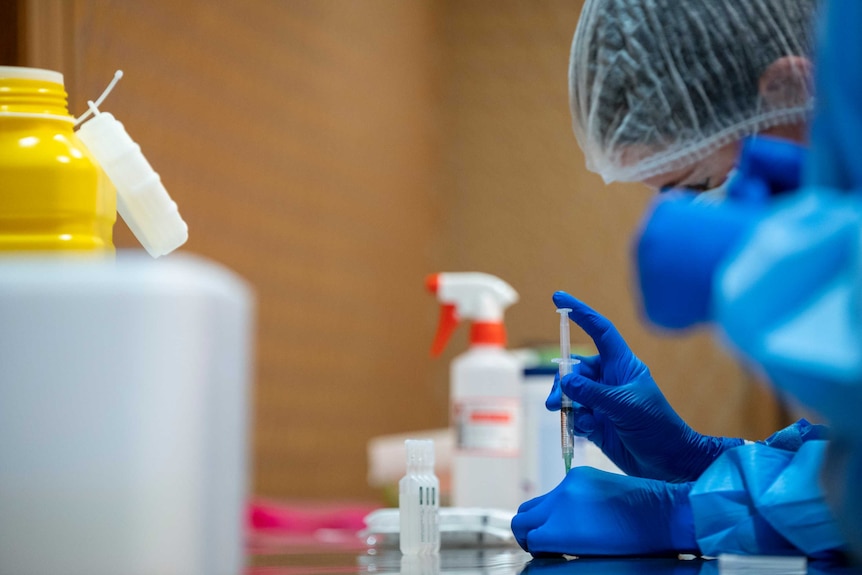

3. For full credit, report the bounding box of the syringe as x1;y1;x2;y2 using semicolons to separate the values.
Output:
553;308;576;473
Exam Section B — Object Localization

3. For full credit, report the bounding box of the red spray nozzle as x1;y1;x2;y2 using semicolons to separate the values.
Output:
426;272;518;356
430;304;459;357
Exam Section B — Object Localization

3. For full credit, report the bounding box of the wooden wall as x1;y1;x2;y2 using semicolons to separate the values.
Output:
0;0;20;65
18;0;447;500
14;0;782;501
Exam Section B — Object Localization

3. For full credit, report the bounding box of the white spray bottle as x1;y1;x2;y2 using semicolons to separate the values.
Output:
426;272;522;511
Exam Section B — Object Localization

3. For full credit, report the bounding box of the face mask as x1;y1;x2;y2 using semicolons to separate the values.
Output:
692;168;737;205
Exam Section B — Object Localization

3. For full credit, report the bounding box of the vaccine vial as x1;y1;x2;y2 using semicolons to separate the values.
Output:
399;439;440;555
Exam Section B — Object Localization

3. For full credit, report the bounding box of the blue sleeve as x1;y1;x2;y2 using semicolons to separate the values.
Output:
704;0;862;431
713;189;862;438
804;0;862;191
689;441;846;558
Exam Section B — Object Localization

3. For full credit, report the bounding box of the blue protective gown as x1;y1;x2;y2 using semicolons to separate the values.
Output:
691;427;846;558
687;0;862;560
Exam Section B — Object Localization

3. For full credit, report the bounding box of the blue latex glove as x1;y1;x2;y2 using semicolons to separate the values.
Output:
635;137;806;331
635;191;762;330
511;466;698;557
762;418;830;451
730;137;807;201
546;291;744;482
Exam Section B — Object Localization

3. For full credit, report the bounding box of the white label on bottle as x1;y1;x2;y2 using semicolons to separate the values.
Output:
453;397;520;455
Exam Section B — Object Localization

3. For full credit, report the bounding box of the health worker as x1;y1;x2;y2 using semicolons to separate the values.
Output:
512;0;856;562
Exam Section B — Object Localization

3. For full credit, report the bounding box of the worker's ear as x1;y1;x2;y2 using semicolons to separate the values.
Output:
759;55;813;109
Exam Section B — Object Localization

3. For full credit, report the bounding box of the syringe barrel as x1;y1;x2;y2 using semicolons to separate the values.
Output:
560;407;575;451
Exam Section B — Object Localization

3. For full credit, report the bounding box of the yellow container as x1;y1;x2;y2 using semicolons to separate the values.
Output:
0;66;115;252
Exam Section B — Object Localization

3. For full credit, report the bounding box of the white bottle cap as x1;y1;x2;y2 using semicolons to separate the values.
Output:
0;65;64;85
405;439;435;468
75;72;188;258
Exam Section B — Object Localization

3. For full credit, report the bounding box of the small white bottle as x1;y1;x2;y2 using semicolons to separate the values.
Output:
400;553;441;575
399;439;440;555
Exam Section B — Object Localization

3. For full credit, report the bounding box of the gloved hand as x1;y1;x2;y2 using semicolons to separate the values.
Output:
635;137;805;331
729;136;807;201
511;466;698;557
635;192;762;330
546;291;744;482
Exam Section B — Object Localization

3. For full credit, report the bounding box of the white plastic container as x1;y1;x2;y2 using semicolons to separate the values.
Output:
427;272;522;511
0;252;253;575
451;346;523;510
399;439;440;554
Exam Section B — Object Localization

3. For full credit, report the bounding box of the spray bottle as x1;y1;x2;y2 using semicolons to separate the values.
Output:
426;272;522;510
